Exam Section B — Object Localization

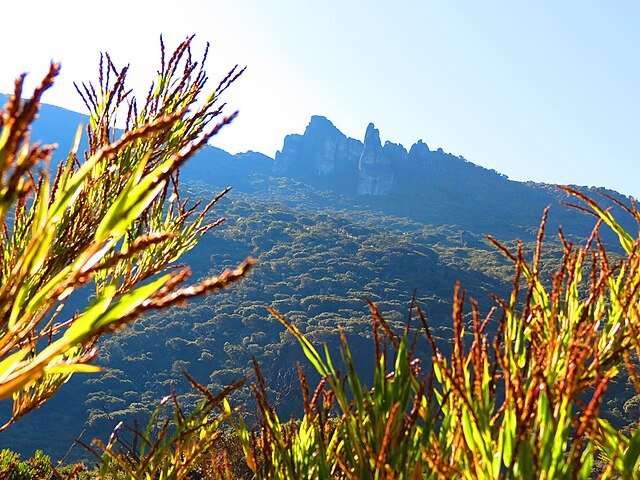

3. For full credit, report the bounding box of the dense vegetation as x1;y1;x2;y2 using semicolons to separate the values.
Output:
2;37;640;479
0;37;251;468
4;193;640;479
3;184;553;456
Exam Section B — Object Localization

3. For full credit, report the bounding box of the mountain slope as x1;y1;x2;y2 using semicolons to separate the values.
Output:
0;97;635;461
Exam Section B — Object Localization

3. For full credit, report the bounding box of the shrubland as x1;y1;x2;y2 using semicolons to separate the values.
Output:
1;38;640;479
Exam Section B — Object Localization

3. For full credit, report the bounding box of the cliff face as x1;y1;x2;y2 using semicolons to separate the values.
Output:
274;116;361;178
275;116;412;196
357;123;397;195
273;116;470;196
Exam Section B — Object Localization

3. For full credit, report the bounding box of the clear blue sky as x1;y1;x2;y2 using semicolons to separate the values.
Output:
2;1;638;197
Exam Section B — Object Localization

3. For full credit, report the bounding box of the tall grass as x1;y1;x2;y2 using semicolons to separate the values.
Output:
224;191;640;479
86;374;245;479
0;36;253;432
90;188;640;479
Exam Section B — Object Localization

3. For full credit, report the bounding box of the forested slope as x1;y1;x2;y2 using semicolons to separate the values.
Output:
0;96;635;461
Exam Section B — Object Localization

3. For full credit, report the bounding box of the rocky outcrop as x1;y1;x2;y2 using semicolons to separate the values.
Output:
272;115;507;197
274;116;361;178
357;123;402;195
408;140;430;167
274;118;412;196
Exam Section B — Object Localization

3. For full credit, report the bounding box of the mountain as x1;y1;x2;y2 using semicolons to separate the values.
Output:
275;115;481;196
270;116;635;243
0;93;87;159
2;92;630;240
0;96;636;461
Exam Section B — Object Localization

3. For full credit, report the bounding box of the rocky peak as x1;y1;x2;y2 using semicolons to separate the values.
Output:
305;115;339;136
273;116;487;197
363;123;382;149
409;139;430;156
274;116;361;177
408;139;430;166
357;123;397;196
383;141;409;166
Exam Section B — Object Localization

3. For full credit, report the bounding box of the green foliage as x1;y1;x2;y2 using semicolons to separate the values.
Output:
85;189;640;479
0;449;53;480
231;304;430;479
89;374;245;480
220;190;640;479
0;449;29;480
83;192;517;420
0;37;252;431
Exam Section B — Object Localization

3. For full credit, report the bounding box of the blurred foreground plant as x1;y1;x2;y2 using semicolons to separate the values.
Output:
0;36;254;431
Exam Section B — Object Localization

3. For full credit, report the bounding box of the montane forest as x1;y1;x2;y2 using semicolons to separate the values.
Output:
1;21;639;480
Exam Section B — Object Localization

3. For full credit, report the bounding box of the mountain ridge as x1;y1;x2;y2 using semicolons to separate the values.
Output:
1;92;633;244
272;114;512;196
2;92;626;200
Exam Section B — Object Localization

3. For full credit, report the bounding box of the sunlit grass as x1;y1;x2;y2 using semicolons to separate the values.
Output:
0;36;252;433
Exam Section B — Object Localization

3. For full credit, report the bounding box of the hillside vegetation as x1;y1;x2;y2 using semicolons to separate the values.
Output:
1;38;640;479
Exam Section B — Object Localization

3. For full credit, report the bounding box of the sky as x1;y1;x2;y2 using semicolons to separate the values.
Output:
1;1;639;197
